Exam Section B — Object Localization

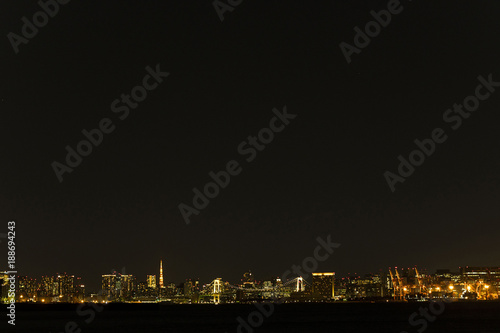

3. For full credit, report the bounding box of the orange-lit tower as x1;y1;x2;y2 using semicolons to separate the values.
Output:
159;259;164;288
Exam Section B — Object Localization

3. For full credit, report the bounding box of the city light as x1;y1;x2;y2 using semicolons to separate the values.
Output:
4;265;499;304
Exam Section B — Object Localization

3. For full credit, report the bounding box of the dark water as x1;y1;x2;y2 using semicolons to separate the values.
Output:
2;302;500;333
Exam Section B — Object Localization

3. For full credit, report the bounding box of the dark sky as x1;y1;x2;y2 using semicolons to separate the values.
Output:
2;0;500;291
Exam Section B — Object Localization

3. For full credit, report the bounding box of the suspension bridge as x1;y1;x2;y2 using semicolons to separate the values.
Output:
199;277;309;304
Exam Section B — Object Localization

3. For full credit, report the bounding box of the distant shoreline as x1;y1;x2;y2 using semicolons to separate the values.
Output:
3;299;500;311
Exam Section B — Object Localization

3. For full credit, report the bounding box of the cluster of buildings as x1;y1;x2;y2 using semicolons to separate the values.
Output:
335;266;499;301
0;273;86;303
1;262;499;304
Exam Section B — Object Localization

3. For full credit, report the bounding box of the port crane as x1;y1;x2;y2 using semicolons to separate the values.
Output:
389;268;404;301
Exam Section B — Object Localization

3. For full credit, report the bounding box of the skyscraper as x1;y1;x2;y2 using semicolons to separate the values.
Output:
147;275;157;289
184;280;193;296
40;276;56;297
102;274;118;299
102;273;135;301
159;260;164;288
312;272;335;299
1;272;9;302
56;273;75;298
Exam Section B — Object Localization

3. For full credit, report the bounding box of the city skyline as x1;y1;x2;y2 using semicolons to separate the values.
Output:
4;2;500;294
4;264;499;305
3;0;500;331
7;246;500;293
4;261;500;294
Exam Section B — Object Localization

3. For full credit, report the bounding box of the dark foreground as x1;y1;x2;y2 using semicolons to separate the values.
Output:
2;301;500;333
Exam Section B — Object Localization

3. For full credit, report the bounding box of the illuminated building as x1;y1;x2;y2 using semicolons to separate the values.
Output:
102;274;118;299
312;272;335;299
262;281;274;299
102;273;135;301
18;276;38;301
0;272;9;302
137;281;148;296
74;284;85;302
40;276;56;297
460;266;500;282
434;269;461;283
165;282;177;297
56;273;75;299
460;267;500;299
147;275;157;289
184;280;193;296
352;274;384;298
121;275;135;299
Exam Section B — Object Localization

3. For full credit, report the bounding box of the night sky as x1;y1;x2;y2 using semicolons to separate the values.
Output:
2;0;500;291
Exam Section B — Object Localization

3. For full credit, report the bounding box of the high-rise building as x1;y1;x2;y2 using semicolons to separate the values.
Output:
137;281;148;296
18;276;38;301
102;274;118;299
56;273;75;298
184;280;193;296
165;282;177;297
120;275;135;299
40;276;56;297
102;273;135;301
0;272;9;302
147;275;157;289
312;272;335;299
159;260;164;288
74;284;85;302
